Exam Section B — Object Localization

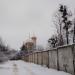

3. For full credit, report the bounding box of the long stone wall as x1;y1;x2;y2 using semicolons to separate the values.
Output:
24;44;75;75
49;49;57;69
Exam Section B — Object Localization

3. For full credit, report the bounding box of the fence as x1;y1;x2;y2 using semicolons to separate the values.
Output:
23;44;75;75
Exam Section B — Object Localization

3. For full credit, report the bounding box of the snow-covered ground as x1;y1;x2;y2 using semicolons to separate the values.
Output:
0;60;71;75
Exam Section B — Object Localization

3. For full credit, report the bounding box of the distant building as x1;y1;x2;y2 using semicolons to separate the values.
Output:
23;36;37;53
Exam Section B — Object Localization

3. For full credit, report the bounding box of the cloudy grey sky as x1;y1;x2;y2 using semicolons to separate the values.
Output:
0;0;75;50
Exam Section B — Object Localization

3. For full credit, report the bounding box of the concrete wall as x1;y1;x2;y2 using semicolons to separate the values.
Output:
49;49;57;69
24;44;75;75
42;51;49;67
73;45;75;75
58;46;74;74
34;53;38;64
37;52;42;65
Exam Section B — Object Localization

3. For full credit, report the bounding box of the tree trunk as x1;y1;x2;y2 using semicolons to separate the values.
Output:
73;19;75;43
66;27;69;44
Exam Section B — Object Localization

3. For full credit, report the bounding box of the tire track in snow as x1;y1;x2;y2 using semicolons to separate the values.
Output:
13;63;19;75
24;66;37;75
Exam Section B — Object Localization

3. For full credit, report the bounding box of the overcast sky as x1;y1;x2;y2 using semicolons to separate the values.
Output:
0;0;75;50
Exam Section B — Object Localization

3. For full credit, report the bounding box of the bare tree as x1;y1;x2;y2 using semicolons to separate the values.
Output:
53;5;65;46
36;45;44;51
53;4;72;45
73;9;75;43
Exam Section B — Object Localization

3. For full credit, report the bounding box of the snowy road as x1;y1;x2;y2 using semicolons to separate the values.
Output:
0;60;71;75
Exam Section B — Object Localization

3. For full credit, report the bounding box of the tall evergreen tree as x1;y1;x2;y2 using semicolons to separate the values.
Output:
48;35;58;48
60;5;72;44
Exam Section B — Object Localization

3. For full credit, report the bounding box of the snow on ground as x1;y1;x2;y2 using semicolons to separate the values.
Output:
0;60;72;75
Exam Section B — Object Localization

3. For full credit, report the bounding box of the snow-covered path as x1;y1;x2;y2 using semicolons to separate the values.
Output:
0;60;71;75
